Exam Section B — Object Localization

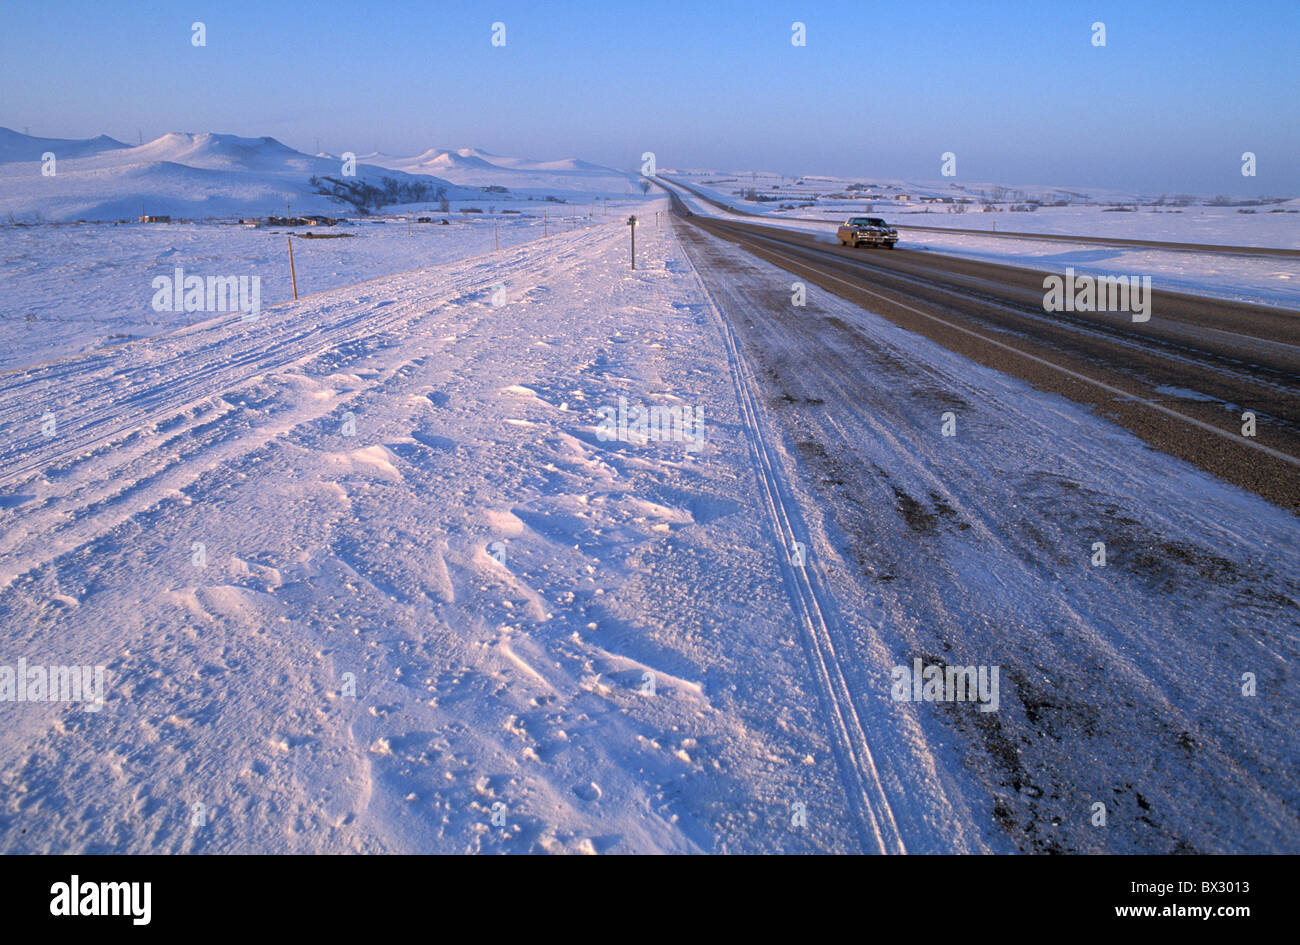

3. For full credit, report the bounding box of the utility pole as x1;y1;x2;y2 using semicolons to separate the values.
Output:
627;215;637;270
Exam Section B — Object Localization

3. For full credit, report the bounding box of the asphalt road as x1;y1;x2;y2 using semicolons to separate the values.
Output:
661;182;1300;512
661;174;1300;259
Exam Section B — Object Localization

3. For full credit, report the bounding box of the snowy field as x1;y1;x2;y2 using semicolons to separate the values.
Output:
1;132;1296;854
0;207;654;373
2;198;1295;853
0;217;875;853
0;129;654;372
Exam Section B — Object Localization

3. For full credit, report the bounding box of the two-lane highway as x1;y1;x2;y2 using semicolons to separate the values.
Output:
659;179;1300;511
662;174;1300;260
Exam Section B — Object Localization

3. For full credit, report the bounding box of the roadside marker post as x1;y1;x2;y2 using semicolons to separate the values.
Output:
287;235;298;300
627;215;637;270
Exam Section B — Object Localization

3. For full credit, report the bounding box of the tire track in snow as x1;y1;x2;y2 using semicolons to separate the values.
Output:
0;227;616;488
675;227;907;854
0;228;616;590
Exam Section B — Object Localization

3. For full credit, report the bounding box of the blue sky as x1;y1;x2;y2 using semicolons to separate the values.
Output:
2;0;1296;193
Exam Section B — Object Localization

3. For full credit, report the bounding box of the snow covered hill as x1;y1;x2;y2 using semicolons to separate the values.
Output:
0;128;640;222
0;130;477;222
0;127;129;163
359;146;635;197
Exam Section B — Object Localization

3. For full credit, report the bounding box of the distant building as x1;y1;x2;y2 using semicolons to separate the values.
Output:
138;215;171;223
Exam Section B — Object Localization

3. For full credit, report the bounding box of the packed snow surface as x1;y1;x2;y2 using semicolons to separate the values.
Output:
0;139;1295;854
1;204;1295;853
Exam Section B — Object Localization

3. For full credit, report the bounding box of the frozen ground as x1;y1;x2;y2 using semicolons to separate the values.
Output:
0;216;885;853
0;204;654;373
0;128;653;372
673;221;1300;853
0;195;1295;853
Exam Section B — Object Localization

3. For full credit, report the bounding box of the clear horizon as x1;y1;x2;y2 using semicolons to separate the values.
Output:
2;0;1297;195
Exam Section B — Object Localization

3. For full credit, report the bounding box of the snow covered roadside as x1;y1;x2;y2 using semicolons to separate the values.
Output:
3;193;1292;854
673;221;1300;853
664;181;1300;310
0;205;653;374
0;213;924;853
